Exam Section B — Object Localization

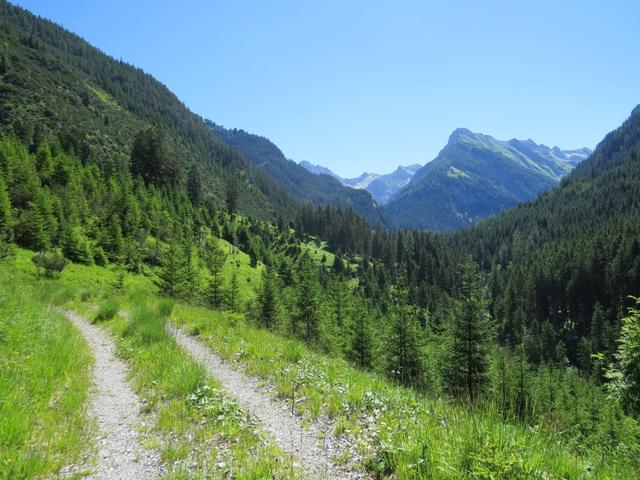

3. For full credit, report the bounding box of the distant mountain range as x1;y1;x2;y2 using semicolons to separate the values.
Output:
299;162;422;204
386;128;592;231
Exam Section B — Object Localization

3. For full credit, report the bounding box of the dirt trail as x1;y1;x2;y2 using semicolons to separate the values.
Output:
169;324;367;480
62;310;162;480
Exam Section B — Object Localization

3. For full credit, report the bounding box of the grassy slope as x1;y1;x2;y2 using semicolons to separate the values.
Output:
4;246;638;478
4;249;298;479
0;261;92;479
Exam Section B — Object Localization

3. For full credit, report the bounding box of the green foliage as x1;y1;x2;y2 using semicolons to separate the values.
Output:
31;250;68;277
157;298;175;318
62;224;92;264
445;259;494;400
386;288;425;387
93;297;119;323
15;202;49;251
154;242;186;298
257;265;279;329
293;254;321;342
123;304;166;345
0;175;12;258
0;267;91;478
131;126;184;187
607;297;640;416
226;267;240;311
205;237;227;308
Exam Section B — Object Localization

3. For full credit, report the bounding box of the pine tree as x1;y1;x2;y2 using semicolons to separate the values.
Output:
14;202;49;251
205;238;227;308
226;267;240;311
112;257;127;291
0;175;12;257
62;223;92;264
155;242;185;298
294;254;321;342
257;265;279;328
187;164;203;205
446;259;494;401
347;299;375;369
386;288;424;387
606;297;640;416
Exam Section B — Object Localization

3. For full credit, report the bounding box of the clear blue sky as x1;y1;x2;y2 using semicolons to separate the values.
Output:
15;0;640;177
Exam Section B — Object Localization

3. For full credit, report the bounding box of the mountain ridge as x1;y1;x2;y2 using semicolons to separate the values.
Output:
299;161;422;204
386;128;591;231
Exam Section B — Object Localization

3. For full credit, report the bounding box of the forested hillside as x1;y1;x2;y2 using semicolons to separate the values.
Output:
0;0;302;220
208;121;389;226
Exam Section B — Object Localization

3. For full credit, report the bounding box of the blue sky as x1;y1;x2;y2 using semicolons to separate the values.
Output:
16;1;640;177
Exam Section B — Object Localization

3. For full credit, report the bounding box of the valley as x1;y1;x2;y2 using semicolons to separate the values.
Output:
1;2;639;479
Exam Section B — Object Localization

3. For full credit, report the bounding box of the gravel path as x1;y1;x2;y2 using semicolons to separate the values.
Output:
169;324;365;480
62;310;162;480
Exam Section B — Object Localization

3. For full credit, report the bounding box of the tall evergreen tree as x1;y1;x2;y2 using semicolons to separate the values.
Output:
294;254;321;342
606;297;640;416
347;299;375;369
257;265;279;329
446;259;494;401
226;267;240;312
155;241;185;298
187;163;203;205
14;201;48;251
386;288;425;387
0;175;12;257
205;238;227;308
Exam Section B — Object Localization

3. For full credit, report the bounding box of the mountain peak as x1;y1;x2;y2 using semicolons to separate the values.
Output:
447;128;475;145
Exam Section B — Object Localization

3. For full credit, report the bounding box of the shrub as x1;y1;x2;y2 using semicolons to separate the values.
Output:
32;250;68;278
93;298;119;323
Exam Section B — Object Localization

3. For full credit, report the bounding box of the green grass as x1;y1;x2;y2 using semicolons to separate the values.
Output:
0;263;92;479
173;303;640;479
4;250;300;479
93;297;119;323
5;247;639;478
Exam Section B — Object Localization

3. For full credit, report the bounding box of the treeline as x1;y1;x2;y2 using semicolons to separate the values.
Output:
293;146;640;376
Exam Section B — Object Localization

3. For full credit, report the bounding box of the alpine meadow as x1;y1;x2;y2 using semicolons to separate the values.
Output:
1;1;640;479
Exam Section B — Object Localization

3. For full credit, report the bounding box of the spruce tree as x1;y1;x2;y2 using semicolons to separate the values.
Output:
294;254;321;342
446;259;494;401
15;202;49;251
226;267;240;312
155;241;184;298
187;164;203;205
0;175;12;257
257;265;279;329
606;297;640;416
205;238;227;308
386;288;424;387
347;299;375;369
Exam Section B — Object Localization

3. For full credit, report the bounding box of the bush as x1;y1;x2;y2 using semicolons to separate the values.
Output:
93;298;119;323
32;250;68;278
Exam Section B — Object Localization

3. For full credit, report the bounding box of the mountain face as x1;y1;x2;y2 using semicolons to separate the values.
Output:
0;1;304;221
386;128;591;231
342;165;422;204
299;162;421;204
208;122;389;227
298;161;342;180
